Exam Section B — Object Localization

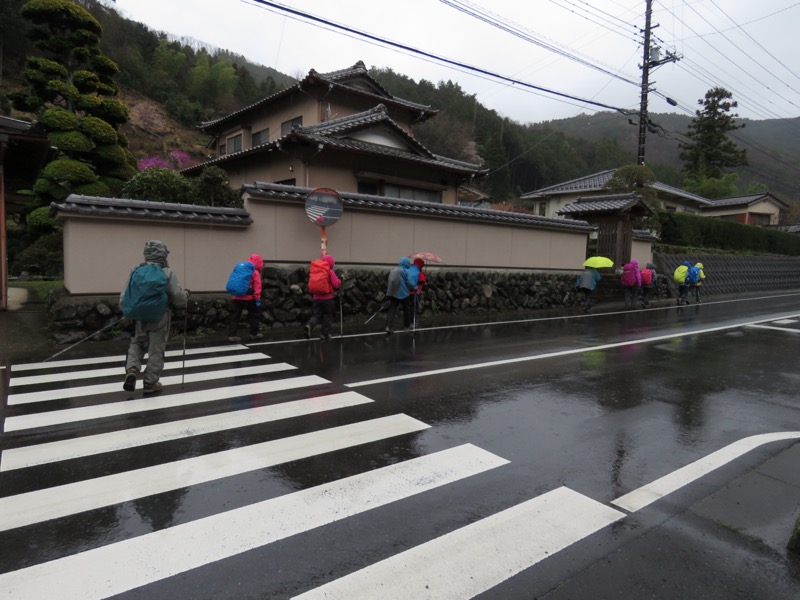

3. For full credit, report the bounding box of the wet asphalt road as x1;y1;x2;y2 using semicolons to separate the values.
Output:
1;292;800;598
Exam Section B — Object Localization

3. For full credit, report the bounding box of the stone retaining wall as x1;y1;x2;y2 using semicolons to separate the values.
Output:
46;254;800;344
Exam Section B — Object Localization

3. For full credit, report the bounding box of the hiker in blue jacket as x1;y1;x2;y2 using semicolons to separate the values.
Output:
575;266;601;313
121;240;188;394
385;256;418;334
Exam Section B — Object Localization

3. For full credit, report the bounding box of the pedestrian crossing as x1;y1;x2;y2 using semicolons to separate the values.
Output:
0;343;624;599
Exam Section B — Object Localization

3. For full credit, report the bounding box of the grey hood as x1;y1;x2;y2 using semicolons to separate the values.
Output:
143;240;169;267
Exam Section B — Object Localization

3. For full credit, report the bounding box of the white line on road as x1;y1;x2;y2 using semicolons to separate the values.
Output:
0;444;508;600
746;324;800;334
294;486;623;600
612;431;800;512
0;391;373;471
9;352;269;387
3;375;329;432
10;344;250;372
347;313;800;388
8;362;296;405
0;414;430;532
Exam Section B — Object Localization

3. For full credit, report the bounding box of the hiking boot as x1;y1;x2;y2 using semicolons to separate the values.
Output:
123;368;138;392
304;325;311;339
403;327;412;333
385;327;393;335
228;336;241;343
250;332;264;340
320;333;331;341
143;381;163;395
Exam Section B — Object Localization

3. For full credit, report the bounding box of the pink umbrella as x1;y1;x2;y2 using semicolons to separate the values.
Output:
409;251;443;264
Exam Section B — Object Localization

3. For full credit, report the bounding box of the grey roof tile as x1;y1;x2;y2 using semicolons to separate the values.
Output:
243;182;593;233
50;195;252;226
199;61;435;131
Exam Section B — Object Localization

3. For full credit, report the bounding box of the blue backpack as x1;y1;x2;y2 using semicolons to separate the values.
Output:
685;265;700;285
226;261;255;296
122;263;169;322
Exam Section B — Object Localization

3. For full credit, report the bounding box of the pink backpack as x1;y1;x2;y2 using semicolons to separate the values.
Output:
621;264;637;287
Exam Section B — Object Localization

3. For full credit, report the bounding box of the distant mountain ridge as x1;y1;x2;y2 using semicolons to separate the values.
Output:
536;111;800;201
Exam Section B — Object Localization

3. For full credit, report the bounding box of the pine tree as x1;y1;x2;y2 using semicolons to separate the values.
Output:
679;87;748;180
9;0;136;204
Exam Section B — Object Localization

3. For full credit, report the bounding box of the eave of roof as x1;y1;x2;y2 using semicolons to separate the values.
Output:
557;192;655;215
183;106;486;177
704;193;789;210
520;168;712;207
243;182;593;233
49;195;252;226
197;61;436;132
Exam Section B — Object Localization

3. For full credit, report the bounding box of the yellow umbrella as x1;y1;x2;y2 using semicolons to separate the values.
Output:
583;256;614;269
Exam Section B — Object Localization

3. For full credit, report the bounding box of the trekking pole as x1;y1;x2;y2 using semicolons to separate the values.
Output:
43;317;123;363
364;301;388;325
181;308;188;389
339;289;344;338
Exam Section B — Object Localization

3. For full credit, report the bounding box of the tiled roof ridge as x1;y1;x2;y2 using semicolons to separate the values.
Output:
50;195;253;226
244;182;592;232
199;62;435;131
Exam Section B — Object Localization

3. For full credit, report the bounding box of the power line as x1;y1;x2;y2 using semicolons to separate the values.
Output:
244;0;637;116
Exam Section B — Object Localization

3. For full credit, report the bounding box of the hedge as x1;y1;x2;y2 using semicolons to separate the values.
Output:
655;211;800;256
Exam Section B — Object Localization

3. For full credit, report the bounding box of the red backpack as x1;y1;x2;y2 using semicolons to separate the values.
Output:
640;268;653;286
308;259;332;294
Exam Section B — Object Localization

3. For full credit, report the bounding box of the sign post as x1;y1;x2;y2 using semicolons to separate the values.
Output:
304;187;343;256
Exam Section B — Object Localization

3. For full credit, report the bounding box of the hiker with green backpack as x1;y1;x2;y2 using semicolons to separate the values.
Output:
120;240;189;394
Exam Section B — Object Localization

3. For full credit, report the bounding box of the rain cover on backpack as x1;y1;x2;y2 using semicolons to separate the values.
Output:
122;263;169;322
226;261;255;296
308;259;332;295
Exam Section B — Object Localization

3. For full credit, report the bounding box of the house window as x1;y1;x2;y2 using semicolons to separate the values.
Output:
384;184;441;203
219;144;226;156
252;129;269;147
281;116;303;136
538;202;546;216
358;181;380;196
226;134;242;154
753;214;771;226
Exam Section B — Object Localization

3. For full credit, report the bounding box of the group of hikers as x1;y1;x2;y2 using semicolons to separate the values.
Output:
118;241;430;394
120;240;707;395
576;259;706;313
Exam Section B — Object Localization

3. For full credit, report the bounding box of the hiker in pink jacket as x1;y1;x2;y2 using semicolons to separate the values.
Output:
620;259;641;310
227;253;263;342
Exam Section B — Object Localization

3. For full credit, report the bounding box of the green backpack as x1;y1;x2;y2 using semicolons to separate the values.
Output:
122;263;169;322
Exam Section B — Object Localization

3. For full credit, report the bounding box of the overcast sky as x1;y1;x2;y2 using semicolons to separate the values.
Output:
111;0;800;125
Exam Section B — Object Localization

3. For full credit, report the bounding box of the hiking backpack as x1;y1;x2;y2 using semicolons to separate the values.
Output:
308;259;332;295
226;261;255;296
122;263;169;322
640;268;653;286
685;265;701;285
620;264;637;287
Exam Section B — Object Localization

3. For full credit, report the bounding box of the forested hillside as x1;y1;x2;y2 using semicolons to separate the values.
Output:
2;0;797;204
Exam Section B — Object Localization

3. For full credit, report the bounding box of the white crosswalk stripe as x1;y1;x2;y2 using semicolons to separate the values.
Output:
0;344;620;599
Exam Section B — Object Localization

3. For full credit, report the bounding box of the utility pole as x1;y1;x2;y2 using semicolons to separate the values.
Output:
637;0;679;166
637;0;654;166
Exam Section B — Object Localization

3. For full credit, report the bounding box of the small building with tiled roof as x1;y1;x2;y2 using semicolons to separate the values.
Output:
557;192;655;266
521;168;712;218
701;192;789;226
183;61;485;206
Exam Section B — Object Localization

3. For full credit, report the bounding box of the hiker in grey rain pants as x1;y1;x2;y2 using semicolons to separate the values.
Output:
120;240;188;394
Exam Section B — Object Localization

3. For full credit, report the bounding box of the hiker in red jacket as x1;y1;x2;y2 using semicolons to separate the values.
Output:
304;254;341;341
